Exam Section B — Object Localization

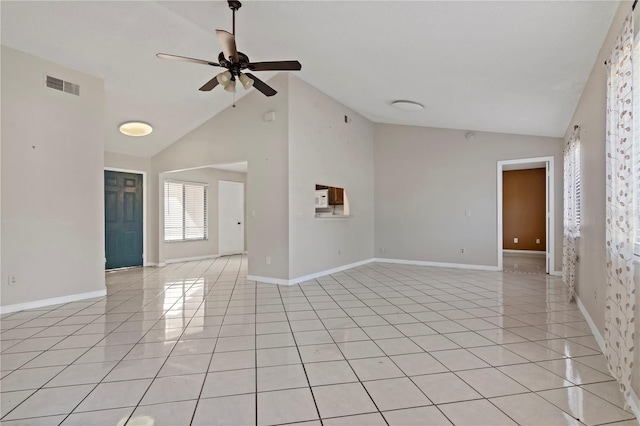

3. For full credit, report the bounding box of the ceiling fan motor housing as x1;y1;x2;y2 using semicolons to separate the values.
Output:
218;51;250;75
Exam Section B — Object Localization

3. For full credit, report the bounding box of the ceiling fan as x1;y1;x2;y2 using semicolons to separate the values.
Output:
156;0;301;97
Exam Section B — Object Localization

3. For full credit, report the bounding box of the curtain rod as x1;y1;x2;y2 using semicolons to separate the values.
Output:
604;1;636;65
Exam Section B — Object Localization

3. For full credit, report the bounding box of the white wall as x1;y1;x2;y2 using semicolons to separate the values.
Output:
288;76;375;279
565;1;639;397
163;168;246;261
1;46;105;308
150;73;289;279
374;124;563;269
105;151;150;173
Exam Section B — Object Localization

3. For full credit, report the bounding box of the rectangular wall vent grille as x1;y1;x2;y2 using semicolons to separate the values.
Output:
45;75;80;96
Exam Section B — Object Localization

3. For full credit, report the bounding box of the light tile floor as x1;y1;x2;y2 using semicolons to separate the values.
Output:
1;255;638;425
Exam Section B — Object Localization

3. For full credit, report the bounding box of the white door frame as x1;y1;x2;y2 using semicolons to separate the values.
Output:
104;167;148;267
496;156;554;273
218;180;245;256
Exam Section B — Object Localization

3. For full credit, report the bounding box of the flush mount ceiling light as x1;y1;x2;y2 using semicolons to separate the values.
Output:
119;121;153;137
391;100;424;111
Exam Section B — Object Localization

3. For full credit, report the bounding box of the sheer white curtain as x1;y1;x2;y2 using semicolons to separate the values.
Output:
563;128;580;301
605;11;636;407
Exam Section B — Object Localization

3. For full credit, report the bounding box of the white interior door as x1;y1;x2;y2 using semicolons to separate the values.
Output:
219;181;245;256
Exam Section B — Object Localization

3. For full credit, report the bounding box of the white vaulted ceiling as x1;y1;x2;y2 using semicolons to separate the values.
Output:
1;1;619;157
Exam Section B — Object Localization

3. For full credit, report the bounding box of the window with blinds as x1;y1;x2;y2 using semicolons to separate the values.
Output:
565;136;582;237
164;180;208;242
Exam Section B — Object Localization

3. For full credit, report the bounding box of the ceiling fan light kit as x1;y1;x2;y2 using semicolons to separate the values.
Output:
239;73;254;89
224;79;237;93
156;0;301;98
216;71;233;86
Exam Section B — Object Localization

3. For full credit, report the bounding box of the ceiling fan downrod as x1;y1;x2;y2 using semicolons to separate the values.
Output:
228;0;241;35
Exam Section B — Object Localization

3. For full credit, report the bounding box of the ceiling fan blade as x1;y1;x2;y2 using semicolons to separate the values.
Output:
156;53;219;67
215;29;239;63
199;76;220;92
248;61;302;72
244;73;277;97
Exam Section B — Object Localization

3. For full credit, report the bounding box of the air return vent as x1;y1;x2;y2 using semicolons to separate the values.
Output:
45;75;80;96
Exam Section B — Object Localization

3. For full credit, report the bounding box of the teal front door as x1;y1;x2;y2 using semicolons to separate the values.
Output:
105;171;143;269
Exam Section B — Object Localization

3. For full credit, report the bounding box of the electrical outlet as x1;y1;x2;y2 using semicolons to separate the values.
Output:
8;275;17;286
266;256;271;265
514;238;518;244
536;239;540;244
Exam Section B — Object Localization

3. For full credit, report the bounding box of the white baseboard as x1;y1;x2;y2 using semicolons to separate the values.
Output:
246;275;291;286
0;289;107;315
374;258;500;271
629;391;640;425
550;270;563;277
144;262;166;267
165;255;218;264
105;265;142;273
248;259;375;286
575;294;640;421
575;294;606;352
503;249;546;254
288;259;375;285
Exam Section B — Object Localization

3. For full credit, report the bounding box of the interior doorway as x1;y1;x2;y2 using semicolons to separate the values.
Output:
219;180;245;256
497;157;555;274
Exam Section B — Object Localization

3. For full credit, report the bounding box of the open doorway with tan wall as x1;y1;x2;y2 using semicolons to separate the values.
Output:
497;156;555;274
502;168;546;273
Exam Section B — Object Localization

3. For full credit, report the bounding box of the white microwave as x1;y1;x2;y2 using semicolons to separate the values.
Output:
315;189;328;208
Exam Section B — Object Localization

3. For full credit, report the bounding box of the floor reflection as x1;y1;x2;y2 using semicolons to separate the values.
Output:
503;251;546;274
